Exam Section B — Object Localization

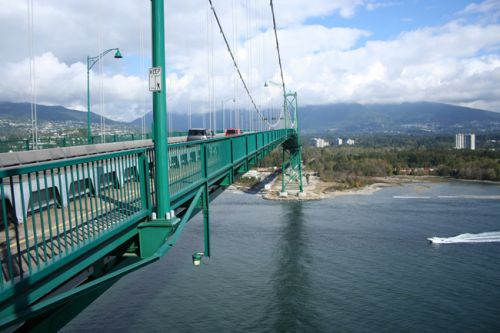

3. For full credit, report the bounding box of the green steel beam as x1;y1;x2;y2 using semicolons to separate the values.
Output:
0;256;157;331
24;280;116;332
151;0;171;219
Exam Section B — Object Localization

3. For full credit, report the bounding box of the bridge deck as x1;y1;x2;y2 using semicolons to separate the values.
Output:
0;130;286;287
1;181;141;282
0;129;292;329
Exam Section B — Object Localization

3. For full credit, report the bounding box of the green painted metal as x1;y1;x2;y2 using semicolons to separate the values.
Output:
0;129;292;330
0;133;159;153
151;0;171;220
281;92;304;193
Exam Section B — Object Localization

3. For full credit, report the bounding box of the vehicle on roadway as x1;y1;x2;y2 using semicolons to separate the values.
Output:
224;128;243;136
187;128;214;141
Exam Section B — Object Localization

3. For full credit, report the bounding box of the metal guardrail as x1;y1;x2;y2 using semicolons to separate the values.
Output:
0;130;230;153
0;133;163;153
0;129;290;292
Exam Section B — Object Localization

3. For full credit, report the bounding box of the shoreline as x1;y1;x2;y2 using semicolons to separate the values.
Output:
230;170;499;201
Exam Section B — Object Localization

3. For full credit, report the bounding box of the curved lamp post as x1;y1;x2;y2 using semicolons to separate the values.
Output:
86;48;122;144
221;98;235;130
264;80;288;128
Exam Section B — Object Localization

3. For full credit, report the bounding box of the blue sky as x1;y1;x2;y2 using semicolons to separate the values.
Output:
0;0;499;121
307;0;481;41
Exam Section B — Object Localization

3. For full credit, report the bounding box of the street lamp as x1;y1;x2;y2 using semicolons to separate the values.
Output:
86;48;123;144
192;252;204;267
221;98;235;130
264;80;282;88
264;80;287;128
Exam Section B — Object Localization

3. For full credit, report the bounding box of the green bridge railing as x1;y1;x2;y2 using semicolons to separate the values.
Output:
0;129;291;324
0;133;153;153
0;131;230;153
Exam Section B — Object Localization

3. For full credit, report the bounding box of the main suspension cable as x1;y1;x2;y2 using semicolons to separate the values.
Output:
270;0;295;128
269;0;286;98
208;0;272;127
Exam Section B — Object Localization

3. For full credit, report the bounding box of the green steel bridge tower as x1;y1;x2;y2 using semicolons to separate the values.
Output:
281;92;304;195
0;1;303;330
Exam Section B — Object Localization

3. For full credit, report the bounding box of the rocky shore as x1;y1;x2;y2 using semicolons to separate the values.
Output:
229;168;452;201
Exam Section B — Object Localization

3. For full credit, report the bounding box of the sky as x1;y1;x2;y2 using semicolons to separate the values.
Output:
0;0;499;122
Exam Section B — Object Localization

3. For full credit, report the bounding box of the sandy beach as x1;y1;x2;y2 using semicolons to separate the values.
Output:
229;168;457;201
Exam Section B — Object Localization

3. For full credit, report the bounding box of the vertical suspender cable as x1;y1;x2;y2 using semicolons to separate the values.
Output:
140;17;147;138
27;0;37;149
233;0;238;128
208;0;282;128
211;10;215;132
97;14;105;143
206;0;210;130
245;0;250;131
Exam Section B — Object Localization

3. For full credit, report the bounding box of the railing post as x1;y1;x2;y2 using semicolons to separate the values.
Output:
281;147;285;192
151;0;171;219
229;138;234;183
138;151;152;211
201;143;207;179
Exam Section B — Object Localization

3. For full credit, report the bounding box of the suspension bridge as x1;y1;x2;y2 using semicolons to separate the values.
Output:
0;1;303;330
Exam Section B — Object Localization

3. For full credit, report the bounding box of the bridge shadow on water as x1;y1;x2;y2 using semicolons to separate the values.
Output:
266;201;321;332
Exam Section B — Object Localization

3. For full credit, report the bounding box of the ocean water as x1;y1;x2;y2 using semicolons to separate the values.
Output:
63;181;500;332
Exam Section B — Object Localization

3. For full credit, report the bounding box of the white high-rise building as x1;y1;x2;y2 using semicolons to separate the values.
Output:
455;133;475;150
310;138;330;148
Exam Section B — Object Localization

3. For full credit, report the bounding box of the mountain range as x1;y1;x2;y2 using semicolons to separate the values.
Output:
298;102;500;133
1;101;499;134
0;102;122;125
130;102;500;133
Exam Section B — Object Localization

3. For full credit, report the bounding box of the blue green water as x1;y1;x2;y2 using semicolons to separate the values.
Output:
63;181;500;332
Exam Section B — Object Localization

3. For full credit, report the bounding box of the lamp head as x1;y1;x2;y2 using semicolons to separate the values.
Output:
114;49;123;59
264;81;268;87
192;252;204;267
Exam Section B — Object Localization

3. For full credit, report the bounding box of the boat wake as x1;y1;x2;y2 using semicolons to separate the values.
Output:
428;231;500;244
437;195;500;200
393;195;500;200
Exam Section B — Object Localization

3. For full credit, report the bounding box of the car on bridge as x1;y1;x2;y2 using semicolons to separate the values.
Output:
187;128;214;141
224;128;243;136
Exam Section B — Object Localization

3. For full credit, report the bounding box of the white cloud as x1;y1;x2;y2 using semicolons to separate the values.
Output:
0;52;149;121
458;0;500;23
366;1;402;11
0;0;500;123
460;0;500;15
287;21;500;110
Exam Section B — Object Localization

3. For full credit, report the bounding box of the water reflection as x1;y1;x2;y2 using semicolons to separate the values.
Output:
270;201;318;331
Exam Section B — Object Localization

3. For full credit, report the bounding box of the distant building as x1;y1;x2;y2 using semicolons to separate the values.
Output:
310;138;329;148
346;138;355;145
335;138;343;146
455;133;475;150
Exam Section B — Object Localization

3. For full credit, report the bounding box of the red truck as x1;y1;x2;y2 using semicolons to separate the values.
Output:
224;128;243;136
